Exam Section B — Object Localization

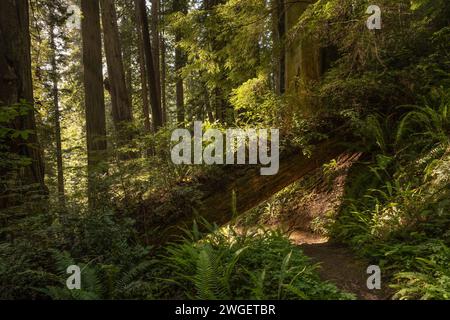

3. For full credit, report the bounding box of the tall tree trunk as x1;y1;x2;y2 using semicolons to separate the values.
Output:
81;0;108;209
0;0;46;208
120;1;135;123
273;0;286;95
100;0;133;131
49;21;65;205
134;4;151;133
151;0;162;120
135;0;163;131
174;33;186;124
160;0;167;123
136;23;151;133
161;30;167;124
173;0;188;124
204;0;229;123
285;0;321;117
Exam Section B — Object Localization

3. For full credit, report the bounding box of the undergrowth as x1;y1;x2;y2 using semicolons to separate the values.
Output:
0;203;353;300
159;220;354;300
331;90;450;300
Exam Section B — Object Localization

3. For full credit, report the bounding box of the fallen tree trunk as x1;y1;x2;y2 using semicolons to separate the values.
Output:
200;139;349;225
137;138;349;244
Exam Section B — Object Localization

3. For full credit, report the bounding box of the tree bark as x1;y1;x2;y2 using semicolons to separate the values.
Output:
151;0;162;120
160;0;167;123
0;0;46;208
173;0;188;124
100;0;133;131
135;0;163;131
285;0;321;116
161;30;167;124
134;4;151;133
138;139;350;244
175;32;186;123
49;20;65;205
272;0;286;95
120;1;134;114
81;0;108;208
204;0;230;124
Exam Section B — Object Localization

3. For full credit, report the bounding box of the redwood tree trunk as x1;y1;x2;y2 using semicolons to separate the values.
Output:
81;0;108;208
139;139;349;244
174;36;186;124
161;31;167;124
100;0;133;130
204;0;229;123
160;0;167;123
0;0;46;208
134;4;151;133
273;0;286;95
173;0;188;123
135;0;163;131
49;20;65;205
151;0;162;117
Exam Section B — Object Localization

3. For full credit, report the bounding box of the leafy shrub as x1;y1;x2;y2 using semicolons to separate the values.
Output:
0;202;155;300
331;92;450;299
161;220;355;300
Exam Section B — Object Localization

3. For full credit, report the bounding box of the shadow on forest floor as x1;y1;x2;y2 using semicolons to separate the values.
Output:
290;231;392;300
276;153;393;300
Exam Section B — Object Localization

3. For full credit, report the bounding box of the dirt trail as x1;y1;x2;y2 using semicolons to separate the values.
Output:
243;152;391;299
274;153;393;299
290;231;392;300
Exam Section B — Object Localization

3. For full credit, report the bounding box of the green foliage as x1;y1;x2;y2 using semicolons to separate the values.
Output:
168;0;272;123
331;92;450;299
0;101;36;170
230;74;279;126
2;0;449;302
0;202;156;300
0;202;355;300
161;220;354;300
392;248;450;300
396;88;450;151
293;0;450;122
0;101;34;139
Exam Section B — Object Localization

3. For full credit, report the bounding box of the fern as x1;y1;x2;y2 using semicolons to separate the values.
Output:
193;247;226;299
396;89;450;149
161;222;354;300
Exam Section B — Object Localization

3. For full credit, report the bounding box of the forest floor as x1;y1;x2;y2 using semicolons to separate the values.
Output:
265;153;392;299
238;153;394;299
290;231;392;300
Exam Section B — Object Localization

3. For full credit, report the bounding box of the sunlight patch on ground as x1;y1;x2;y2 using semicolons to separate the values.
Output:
288;230;328;245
